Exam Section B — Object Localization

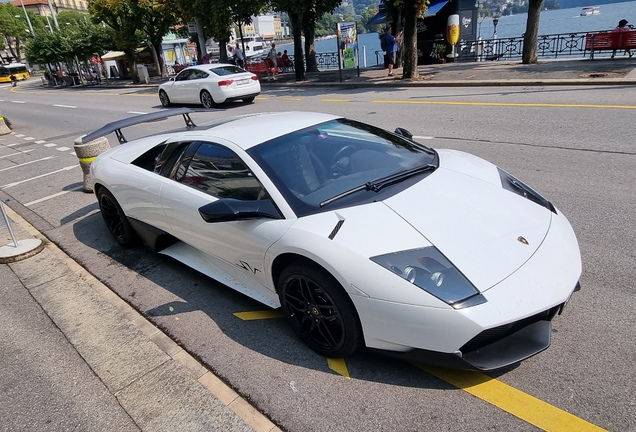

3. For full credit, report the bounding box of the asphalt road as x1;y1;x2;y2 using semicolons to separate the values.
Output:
1;81;634;431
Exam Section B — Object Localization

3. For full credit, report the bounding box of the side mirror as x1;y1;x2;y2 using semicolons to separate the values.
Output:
169;77;175;82
198;198;280;223
394;127;414;140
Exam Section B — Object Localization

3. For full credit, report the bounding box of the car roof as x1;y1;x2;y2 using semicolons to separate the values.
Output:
199;111;341;149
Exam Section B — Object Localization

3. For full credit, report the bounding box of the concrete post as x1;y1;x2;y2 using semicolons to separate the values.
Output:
0;112;11;135
73;135;110;193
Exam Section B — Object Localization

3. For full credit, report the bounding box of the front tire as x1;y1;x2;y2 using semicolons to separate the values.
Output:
97;188;138;247
278;262;363;357
159;90;171;107
200;90;216;108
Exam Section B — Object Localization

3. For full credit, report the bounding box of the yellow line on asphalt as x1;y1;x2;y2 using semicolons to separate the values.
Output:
280;97;303;101
372;100;636;109
321;98;350;102
327;358;350;379
255;96;268;100
233;310;284;320
417;365;607;432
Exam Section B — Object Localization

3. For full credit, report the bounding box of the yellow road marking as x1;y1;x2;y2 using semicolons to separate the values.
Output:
372;100;636;109
417;365;607;432
327;358;350;379
280;97;303;101
233;310;284;320
255;96;268;100
321;98;350;102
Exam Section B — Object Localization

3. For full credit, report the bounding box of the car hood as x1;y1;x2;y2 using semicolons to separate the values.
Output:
380;149;553;291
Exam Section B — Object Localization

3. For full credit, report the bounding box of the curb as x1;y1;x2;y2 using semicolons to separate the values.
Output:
1;204;282;432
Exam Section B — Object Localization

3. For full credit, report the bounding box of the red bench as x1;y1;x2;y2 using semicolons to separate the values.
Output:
585;30;636;59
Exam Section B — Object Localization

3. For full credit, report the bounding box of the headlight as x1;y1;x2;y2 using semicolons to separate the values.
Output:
371;247;486;309
498;168;556;214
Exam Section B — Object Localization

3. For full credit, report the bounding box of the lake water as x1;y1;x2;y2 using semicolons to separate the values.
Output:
279;0;635;66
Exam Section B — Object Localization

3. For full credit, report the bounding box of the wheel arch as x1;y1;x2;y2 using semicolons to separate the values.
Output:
271;253;362;318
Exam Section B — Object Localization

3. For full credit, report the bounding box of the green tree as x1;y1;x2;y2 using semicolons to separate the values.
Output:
0;3;33;63
90;0;146;80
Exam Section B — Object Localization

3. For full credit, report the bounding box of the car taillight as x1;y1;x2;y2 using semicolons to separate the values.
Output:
251;76;259;81
218;79;234;86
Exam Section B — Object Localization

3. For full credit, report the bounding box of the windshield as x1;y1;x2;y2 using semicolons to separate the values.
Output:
248;119;437;216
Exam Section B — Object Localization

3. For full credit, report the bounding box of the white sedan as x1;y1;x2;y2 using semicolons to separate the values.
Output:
89;110;581;370
158;64;260;108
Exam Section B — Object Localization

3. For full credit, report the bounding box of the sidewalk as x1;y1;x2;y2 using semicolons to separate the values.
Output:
0;206;279;432
27;56;636;90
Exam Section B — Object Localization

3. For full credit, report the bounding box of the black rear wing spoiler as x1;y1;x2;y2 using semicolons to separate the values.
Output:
81;108;209;144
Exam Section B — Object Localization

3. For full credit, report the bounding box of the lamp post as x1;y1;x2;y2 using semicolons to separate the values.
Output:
493;17;499;38
16;0;34;36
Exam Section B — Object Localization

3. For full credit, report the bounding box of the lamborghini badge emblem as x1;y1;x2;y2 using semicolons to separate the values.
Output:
517;236;529;245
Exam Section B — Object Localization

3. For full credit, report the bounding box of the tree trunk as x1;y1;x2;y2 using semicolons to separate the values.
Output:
522;0;542;64
147;40;161;76
303;15;318;72
401;0;418;78
290;12;306;81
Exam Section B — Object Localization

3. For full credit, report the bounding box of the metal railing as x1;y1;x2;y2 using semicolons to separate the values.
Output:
453;32;592;62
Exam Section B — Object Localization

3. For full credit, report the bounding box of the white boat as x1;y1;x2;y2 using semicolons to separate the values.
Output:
234;36;267;58
580;6;600;16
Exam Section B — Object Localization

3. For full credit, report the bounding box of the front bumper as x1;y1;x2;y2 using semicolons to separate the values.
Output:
369;289;577;371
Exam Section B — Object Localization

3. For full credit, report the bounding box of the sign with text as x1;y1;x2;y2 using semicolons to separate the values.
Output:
337;22;358;69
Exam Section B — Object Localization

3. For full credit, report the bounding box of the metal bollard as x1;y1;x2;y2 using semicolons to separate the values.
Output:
0;199;44;263
73;135;110;193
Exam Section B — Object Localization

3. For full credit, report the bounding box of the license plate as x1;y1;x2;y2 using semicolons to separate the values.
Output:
236;79;249;85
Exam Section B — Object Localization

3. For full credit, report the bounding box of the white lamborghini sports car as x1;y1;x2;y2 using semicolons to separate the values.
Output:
88;109;582;371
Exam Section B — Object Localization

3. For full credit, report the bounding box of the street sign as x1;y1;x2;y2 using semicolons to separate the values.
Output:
187;22;197;34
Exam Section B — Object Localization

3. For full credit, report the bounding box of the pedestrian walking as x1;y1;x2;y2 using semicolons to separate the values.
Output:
266;43;278;81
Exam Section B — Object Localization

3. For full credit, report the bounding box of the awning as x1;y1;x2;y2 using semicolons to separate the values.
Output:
101;50;126;61
100;48;148;61
425;0;449;17
366;0;449;25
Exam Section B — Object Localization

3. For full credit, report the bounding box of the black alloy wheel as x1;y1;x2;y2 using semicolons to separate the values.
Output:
159;90;171;107
97;188;138;247
278;262;363;357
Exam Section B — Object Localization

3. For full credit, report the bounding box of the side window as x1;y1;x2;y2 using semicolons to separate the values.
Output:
175;70;190;81
178;142;268;201
154;142;192;177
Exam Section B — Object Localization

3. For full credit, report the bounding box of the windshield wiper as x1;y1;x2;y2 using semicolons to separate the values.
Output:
320;164;437;207
365;164;437;192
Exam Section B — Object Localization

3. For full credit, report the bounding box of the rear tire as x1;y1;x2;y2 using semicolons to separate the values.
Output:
278;262;363;357
200;90;216;108
97;188;138;247
159;90;171;107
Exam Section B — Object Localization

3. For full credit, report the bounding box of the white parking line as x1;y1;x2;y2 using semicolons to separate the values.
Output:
6;143;20;147
34;140;46;144
23;137;35;141
0;156;56;172
15;134;25;138
127;111;147;114
52;104;77;108
1;165;77;189
413;136;434;140
55;146;71;152
0;149;34;159
11;101;26;104
44;143;57;147
24;185;84;207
